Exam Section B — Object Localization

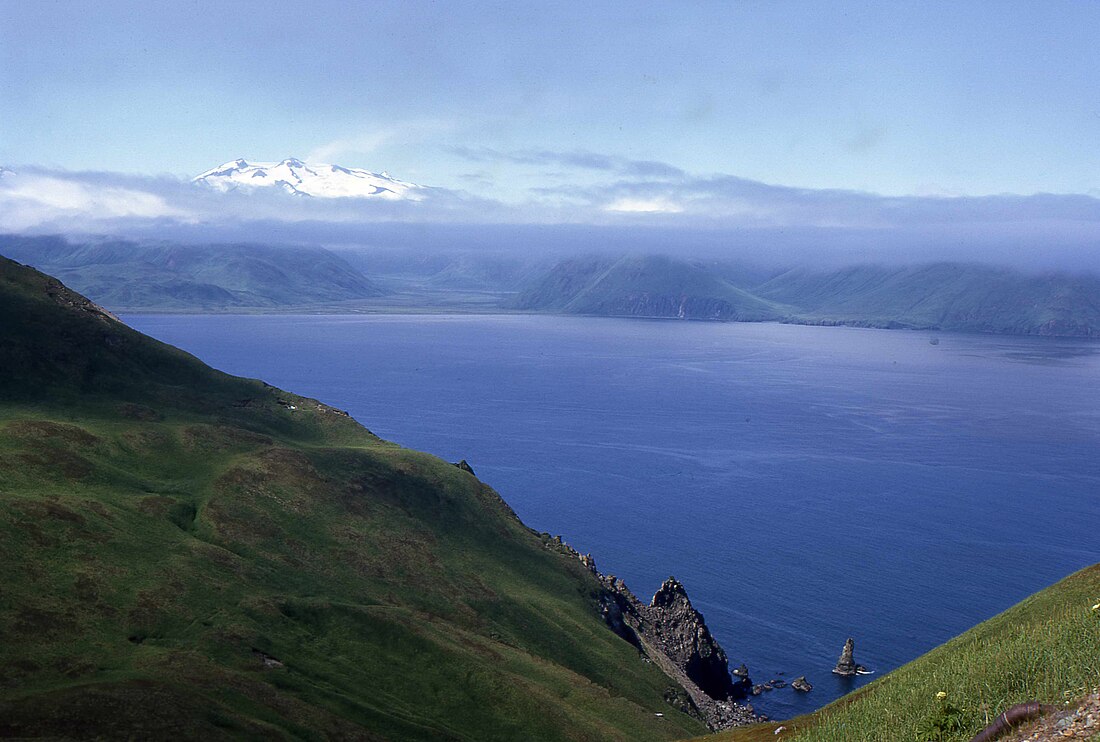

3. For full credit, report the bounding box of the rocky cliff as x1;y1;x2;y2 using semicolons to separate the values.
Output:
556;539;759;730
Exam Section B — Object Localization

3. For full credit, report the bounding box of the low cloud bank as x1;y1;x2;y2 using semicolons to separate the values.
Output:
2;161;1099;271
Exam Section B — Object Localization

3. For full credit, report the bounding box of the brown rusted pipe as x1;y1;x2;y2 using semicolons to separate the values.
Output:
969;701;1057;742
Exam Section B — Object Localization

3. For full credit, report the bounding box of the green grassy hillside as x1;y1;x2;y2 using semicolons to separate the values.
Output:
705;564;1100;742
755;263;1100;336
0;235;384;310
515;256;1100;336
0;255;704;740
513;255;786;321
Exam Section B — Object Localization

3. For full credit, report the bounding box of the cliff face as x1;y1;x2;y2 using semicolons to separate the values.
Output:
567;543;759;730
647;577;746;700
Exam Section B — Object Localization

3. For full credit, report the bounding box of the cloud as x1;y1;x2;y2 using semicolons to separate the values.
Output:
448;146;686;179
307;130;396;163
0;170;191;231
604;197;683;214
3;160;1100;271
308;119;455;164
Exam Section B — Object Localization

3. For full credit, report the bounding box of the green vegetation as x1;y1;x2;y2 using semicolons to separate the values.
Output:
0;235;383;310
512;255;786;321
706;564;1100;742
0;255;702;740
756;263;1100;336
9;234;1100;337
513;255;1100;336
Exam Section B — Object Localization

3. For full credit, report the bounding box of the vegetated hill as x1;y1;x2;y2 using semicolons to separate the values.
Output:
0;234;384;311
706;564;1100;742
756;263;1100;336
512;255;787;321
335;248;549;293
515;255;1100;337
0;255;713;740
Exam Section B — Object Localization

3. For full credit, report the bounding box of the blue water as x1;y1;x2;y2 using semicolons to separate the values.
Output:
124;313;1100;720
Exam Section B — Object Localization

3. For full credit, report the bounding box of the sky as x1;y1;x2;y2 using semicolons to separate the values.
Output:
2;0;1100;265
3;1;1100;196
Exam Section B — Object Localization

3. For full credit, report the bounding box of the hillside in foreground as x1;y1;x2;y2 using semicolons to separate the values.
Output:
704;564;1100;742
0;254;741;740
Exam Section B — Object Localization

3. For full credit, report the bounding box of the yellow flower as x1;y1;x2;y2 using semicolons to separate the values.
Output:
936;691;947;700
1091;601;1100;611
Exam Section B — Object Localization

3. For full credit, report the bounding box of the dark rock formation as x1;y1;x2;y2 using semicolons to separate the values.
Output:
600;573;758;729
732;663;749;678
453;459;476;476
647;577;743;701
537;534;760;730
791;676;813;692
832;637;868;676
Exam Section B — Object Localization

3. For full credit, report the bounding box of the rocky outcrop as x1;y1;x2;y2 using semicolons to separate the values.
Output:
548;538;759;730
791;676;813;692
644;577;748;701
832;637;868;676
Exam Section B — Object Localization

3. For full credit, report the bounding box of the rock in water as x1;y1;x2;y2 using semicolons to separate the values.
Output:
791;676;813;692
832;637;867;676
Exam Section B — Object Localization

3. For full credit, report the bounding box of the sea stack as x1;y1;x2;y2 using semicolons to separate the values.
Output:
791;676;813;692
832;637;867;676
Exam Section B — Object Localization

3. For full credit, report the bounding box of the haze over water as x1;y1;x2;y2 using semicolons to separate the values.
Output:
126;313;1100;720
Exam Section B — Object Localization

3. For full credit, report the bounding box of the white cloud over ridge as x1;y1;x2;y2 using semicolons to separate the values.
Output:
0;171;191;231
3;156;1100;270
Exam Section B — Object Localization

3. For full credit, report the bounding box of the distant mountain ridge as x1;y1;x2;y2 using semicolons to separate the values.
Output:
514;255;1100;337
193;157;425;199
756;262;1100;336
0;235;384;310
512;255;784;321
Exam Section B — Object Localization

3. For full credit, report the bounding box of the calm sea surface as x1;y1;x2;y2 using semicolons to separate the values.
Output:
124;313;1100;720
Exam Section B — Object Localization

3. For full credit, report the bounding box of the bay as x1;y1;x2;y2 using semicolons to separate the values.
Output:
124;313;1100;720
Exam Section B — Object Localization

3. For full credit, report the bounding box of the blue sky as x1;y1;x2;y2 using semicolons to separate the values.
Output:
3;0;1099;202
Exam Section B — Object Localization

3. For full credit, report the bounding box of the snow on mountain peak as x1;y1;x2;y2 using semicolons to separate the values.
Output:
193;158;425;200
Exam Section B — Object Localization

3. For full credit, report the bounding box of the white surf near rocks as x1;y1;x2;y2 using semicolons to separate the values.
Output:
193;158;425;200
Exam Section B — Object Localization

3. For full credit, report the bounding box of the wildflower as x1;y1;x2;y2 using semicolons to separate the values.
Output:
936;691;947;700
1091;601;1099;611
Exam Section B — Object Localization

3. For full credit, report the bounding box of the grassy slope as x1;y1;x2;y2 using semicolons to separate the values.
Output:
0;255;704;741
0;235;384;310
514;257;1100;336
755;263;1100;335
513;255;787;320
705;564;1100;742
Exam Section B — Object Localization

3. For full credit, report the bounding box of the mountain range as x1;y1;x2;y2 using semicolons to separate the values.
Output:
4;232;1100;336
0;235;383;310
513;254;1100;337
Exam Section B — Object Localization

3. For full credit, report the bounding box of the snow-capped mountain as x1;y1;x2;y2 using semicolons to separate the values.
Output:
193;158;425;200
